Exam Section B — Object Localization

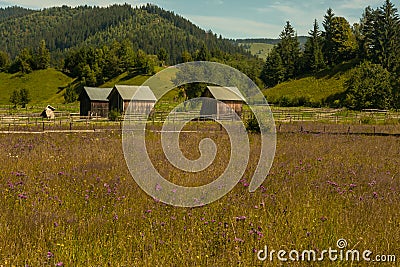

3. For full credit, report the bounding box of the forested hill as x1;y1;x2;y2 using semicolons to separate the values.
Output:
0;6;36;22
0;4;249;65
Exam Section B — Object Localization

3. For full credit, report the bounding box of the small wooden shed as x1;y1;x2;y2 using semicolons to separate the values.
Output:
107;85;156;114
201;86;245;119
79;87;113;117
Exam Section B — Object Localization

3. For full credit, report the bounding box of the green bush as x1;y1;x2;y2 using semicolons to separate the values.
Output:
109;109;121;121
245;114;260;133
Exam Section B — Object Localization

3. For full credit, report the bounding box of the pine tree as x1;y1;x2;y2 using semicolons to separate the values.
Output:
375;0;400;73
35;39;50;69
276;21;300;79
157;48;168;66
322;8;335;66
304;19;325;72
195;44;210;61
0;50;10;71
360;1;400;74
260;48;285;87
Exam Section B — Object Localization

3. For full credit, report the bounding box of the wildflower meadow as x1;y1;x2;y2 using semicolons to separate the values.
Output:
0;125;399;266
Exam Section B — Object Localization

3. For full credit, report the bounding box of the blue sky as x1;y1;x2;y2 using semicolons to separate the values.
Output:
0;0;385;38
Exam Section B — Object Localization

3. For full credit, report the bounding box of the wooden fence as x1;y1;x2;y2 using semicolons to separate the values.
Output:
0;108;399;134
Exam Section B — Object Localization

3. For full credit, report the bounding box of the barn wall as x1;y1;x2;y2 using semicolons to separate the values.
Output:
217;101;242;119
108;91;123;114
124;100;155;114
91;102;109;117
79;92;91;116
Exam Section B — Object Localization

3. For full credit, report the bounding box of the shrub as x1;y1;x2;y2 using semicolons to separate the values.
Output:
245;114;260;133
109;109;121;121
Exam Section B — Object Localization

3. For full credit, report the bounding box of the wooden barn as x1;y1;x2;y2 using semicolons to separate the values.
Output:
79;87;113;117
107;85;156;115
200;86;245;119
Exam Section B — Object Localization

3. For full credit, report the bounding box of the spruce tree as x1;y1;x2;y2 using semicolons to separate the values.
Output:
260;48;285;87
322;8;335;66
276;21;300;79
360;1;400;74
304;19;325;72
35;39;50;70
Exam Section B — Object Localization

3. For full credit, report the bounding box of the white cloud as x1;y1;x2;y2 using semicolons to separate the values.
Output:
186;15;282;38
337;0;382;10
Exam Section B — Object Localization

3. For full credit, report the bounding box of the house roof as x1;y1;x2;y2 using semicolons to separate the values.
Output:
82;87;113;101
111;85;156;101
206;86;246;101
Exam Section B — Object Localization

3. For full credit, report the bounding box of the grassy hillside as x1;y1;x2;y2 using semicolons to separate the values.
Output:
263;62;356;106
0;69;74;105
239;43;274;60
102;67;180;103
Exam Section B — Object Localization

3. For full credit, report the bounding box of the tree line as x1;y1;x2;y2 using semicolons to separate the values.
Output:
0;4;250;66
0;40;50;73
261;0;400;110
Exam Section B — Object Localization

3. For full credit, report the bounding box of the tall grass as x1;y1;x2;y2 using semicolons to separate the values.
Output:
0;130;398;265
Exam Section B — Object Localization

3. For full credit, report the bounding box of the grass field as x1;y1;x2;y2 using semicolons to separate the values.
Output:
0;69;74;105
0;126;398;265
239;43;275;60
263;61;357;106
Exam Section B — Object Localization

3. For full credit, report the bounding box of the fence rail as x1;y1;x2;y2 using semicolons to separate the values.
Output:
0;108;400;133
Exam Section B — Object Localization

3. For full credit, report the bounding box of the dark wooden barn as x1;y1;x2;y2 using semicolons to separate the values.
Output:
200;86;245;119
79;87;113;117
107;85;156;115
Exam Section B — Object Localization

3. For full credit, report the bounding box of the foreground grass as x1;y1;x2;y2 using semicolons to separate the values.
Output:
0;130;399;266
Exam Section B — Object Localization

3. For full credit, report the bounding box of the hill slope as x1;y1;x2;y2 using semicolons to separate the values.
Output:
263;62;356;106
236;37;308;59
0;69;74;105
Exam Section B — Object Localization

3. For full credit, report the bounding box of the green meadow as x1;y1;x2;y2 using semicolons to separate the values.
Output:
0;126;398;265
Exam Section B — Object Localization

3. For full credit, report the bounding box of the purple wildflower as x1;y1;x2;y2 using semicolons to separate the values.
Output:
155;184;162;191
235;216;246;222
18;193;27;199
327;180;338;187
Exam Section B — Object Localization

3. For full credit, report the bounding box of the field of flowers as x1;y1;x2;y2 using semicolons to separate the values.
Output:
0;127;399;266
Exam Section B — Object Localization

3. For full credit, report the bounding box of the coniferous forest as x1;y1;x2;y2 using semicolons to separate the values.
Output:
0;1;399;109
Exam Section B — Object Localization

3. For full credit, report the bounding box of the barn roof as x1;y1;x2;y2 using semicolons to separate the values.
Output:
111;85;156;101
206;86;246;101
82;87;113;101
